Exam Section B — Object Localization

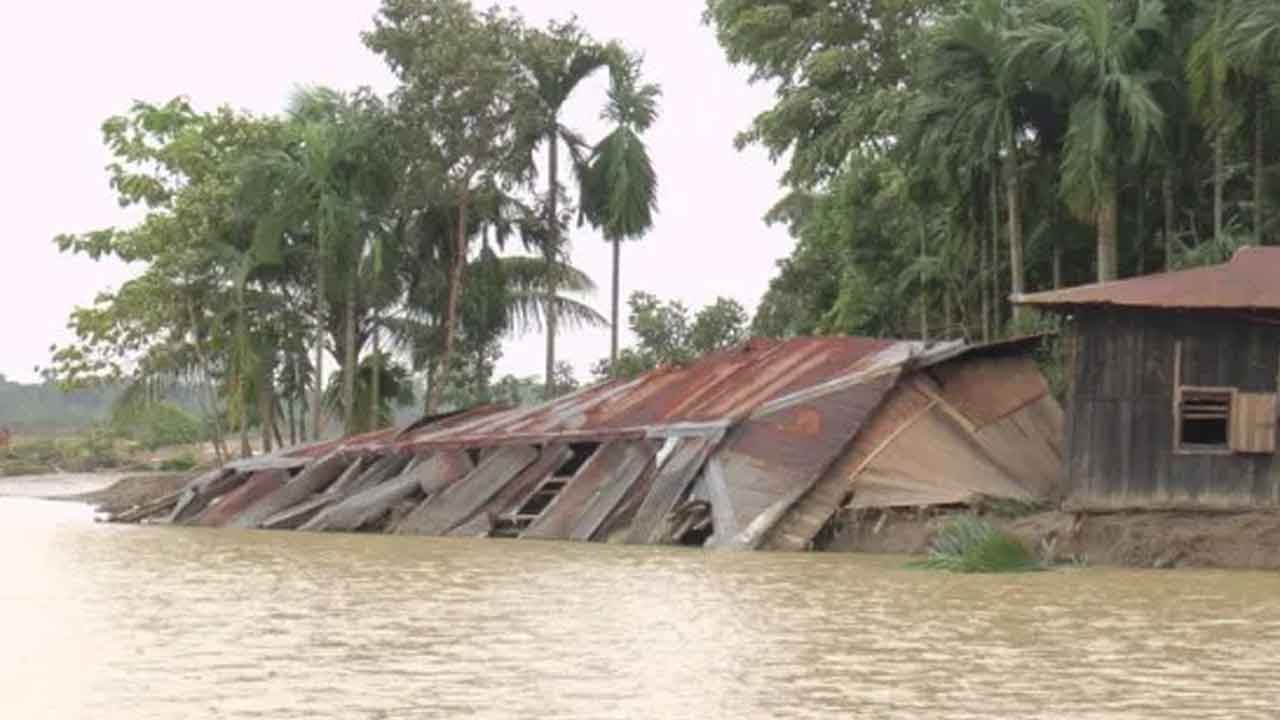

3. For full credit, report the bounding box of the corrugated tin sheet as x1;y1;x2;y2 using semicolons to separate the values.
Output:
1016;246;1280;311
150;335;1063;552
395;337;897;448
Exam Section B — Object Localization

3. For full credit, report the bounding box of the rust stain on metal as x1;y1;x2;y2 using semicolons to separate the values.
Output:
1017;246;1280;312
395;337;895;450
194;470;288;528
123;334;1062;554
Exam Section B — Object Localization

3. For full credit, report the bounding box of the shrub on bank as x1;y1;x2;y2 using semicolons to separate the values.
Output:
0;429;125;476
916;515;1041;573
111;403;204;450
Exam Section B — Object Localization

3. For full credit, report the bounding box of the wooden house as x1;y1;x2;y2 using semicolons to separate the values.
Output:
1017;246;1280;510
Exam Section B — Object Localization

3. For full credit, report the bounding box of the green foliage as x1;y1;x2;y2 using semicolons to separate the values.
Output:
53;2;654;447
704;0;949;188
157;452;200;472
594;292;749;380
577;56;661;242
111;402;205;450
490;362;579;408
0;430;126;477
719;0;1280;342
915;515;1041;573
324;355;417;435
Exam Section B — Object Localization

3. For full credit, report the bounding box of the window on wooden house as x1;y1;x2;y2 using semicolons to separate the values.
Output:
1177;387;1233;451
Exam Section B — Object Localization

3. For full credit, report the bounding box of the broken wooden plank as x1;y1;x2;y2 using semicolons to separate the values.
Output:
108;488;184;524
391;451;478;535
262;493;336;530
299;461;428;532
381;497;421;532
445;445;572;538
193;470;288;528
447;511;494;538
227;451;354;529
523;442;633;541
700;457;740;544
167;469;244;525
713;479;813;551
569;441;658;542
224;453;313;473
624;436;718;544
409;451;475;495
394;445;538;536
330;454;406;496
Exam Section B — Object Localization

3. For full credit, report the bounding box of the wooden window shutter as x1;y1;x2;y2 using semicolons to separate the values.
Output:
1230;393;1278;454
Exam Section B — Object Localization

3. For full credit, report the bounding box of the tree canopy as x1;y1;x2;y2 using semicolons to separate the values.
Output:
707;0;1280;342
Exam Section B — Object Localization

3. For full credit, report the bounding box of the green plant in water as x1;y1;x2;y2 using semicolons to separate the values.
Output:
913;515;1042;573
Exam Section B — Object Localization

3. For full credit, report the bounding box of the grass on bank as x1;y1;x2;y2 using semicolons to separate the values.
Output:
1;401;209;477
912;515;1043;574
1;431;203;477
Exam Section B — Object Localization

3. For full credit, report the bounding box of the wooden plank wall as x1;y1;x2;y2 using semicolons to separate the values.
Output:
1067;308;1280;508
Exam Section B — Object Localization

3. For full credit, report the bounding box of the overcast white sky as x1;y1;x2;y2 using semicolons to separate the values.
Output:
0;1;792;385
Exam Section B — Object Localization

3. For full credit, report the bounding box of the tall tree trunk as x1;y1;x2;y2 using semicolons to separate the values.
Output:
544;131;560;400
342;265;357;436
943;289;953;340
1052;242;1063;290
1136;176;1147;275
370;326;381;432
258;362;273;454
1213;129;1225;244
1004;137;1025;323
1097;185;1119;282
610;237;621;366
272;399;285;451
237;288;251;459
185;301;228;464
918;211;928;341
989;169;1001;337
426;197;469;414
287;393;297;448
974;204;989;343
312;257;325;441
1255;89;1267;244
1163;173;1176;268
298;387;307;444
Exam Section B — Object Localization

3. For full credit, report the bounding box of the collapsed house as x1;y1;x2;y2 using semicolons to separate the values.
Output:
113;336;1063;551
1017;246;1280;510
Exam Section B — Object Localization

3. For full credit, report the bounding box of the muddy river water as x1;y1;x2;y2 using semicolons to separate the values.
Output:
2;494;1279;719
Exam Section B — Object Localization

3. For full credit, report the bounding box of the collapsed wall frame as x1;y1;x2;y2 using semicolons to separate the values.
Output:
110;336;1063;551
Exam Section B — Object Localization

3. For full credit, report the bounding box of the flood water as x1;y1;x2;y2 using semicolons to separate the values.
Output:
3;496;1280;719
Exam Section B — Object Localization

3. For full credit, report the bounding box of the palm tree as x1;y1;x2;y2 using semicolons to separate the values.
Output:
1188;0;1241;245
1010;0;1169;281
521;21;617;399
254;86;395;437
577;57;661;366
1221;0;1280;242
495;255;608;343
908;0;1029;320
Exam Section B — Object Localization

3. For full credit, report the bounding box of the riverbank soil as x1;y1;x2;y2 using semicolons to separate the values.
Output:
826;508;1280;570
63;474;189;515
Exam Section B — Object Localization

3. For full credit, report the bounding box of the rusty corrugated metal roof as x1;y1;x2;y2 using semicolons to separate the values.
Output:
397;336;900;448
1015;246;1280;312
